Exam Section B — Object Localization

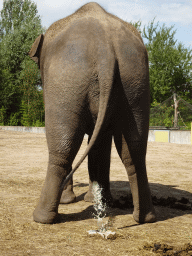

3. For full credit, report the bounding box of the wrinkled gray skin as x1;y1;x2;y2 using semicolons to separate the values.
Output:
29;2;156;224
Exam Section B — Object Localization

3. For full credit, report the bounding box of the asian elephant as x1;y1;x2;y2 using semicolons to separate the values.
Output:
29;2;156;224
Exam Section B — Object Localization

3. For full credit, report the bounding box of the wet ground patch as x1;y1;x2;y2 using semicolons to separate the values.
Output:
142;242;192;255
114;194;192;211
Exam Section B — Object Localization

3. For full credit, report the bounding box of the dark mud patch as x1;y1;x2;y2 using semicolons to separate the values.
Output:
142;242;192;255
113;195;192;211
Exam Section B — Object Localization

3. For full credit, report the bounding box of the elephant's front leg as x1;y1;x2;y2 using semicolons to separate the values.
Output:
84;132;113;205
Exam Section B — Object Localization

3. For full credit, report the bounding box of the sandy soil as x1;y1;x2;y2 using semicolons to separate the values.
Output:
0;130;192;255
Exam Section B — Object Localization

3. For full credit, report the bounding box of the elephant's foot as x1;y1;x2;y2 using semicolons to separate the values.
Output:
33;206;58;224
133;208;156;224
84;190;94;202
60;190;76;204
84;189;113;207
102;192;114;207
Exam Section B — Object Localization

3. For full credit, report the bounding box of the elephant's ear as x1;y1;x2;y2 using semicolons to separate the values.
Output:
29;34;44;66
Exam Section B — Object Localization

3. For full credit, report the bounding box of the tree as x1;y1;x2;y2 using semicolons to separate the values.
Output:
129;20;142;34
0;0;44;125
0;0;42;35
19;56;44;126
0;0;43;72
143;18;192;104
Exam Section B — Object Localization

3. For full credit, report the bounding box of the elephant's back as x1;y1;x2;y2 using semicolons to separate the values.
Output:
45;3;106;42
44;2;142;44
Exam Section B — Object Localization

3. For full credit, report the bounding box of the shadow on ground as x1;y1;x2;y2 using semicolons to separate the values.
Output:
58;181;192;224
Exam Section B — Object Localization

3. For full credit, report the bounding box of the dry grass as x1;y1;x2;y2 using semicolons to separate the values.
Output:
0;130;192;255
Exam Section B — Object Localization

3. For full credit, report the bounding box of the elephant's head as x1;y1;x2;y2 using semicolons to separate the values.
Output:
29;34;44;68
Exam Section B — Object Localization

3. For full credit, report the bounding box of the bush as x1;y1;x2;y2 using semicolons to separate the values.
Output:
0;106;6;125
9;112;20;126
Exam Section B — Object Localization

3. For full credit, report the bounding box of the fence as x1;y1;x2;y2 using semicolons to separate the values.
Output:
0;126;45;133
0;125;192;145
148;128;191;145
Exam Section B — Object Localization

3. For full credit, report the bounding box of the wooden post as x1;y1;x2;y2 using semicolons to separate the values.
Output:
173;93;179;128
191;122;192;145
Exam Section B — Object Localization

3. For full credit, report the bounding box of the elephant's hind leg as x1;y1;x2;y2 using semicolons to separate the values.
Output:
59;175;76;204
114;133;156;224
84;132;113;205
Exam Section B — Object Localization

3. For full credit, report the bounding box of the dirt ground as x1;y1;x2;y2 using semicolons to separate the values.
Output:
0;130;192;255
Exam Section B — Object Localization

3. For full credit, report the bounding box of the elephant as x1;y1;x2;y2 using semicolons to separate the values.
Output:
29;2;156;224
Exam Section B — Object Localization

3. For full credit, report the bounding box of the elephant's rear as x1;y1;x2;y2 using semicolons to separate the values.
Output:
30;3;156;225
111;22;150;143
41;3;150;171
40;3;150;171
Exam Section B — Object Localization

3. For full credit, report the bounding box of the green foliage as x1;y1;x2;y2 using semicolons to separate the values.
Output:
0;0;45;127
143;18;192;104
176;98;192;130
0;0;43;73
9;112;20;126
0;67;18;123
34;119;44;127
150;100;174;127
150;94;192;130
0;106;6;125
141;19;192;129
20;100;28;126
150;106;174;127
129;20;142;34
183;123;191;130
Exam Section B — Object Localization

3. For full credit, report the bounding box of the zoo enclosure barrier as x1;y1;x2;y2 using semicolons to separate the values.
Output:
0;125;192;145
148;124;192;145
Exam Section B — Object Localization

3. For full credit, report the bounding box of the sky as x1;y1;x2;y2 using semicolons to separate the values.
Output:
0;0;192;48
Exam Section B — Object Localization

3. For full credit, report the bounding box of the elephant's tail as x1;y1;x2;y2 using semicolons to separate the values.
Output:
61;45;116;189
